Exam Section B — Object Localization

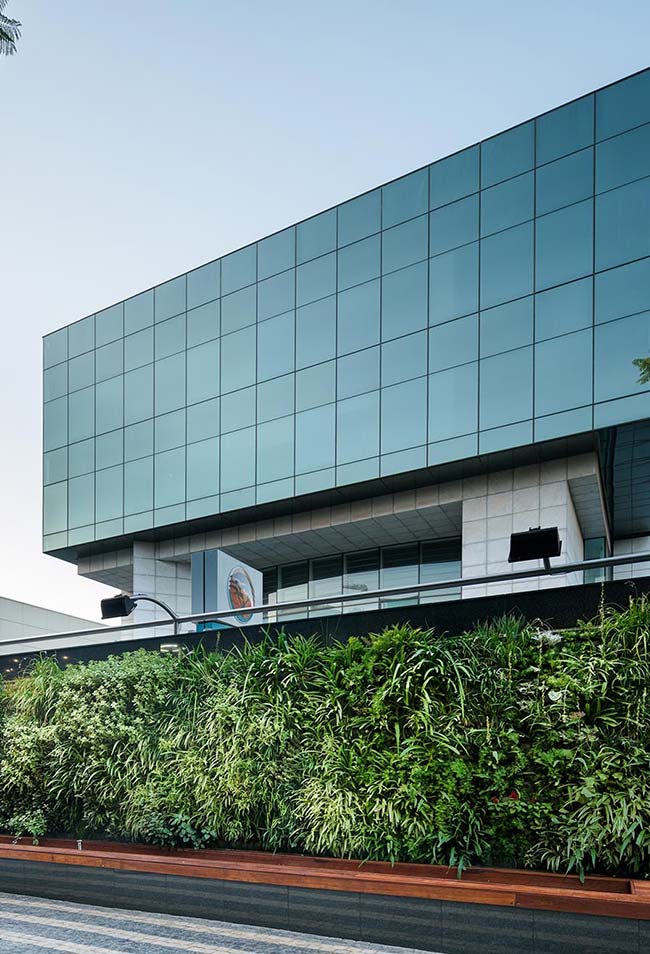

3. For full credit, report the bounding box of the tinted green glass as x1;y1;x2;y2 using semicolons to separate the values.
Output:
96;429;123;469
220;426;255;491
382;215;428;274
186;339;219;405
480;223;533;309
96;376;123;434
596;178;650;271
296;252;336;306
479;420;532;454
96;303;123;347
257;269;295;321
536;95;594;165
43;328;67;368
480;297;533;358
68;352;94;391
337;391;379;464
221;386;255;433
220;326;256;394
154;447;185;507
296;296;336;369
296;404;335;473
480;347;533;428
296;361;335;411
95;464;123;521
297;209;336;264
536;148;593;216
429;314;478;371
536;277;592;340
96;340;123;382
125;456;153;514
338;189;381;246
154;276;185;322
382;168;428;228
124;327;153;371
68;474;94;528
186;438;219;500
428;363;478;441
429;194;478;257
338;279;380;354
43;363;67;401
44;448;67;485
68;316;95;358
187;260;220;309
258;374;294;422
430;243;478;323
221;245;256;294
221;284;256;334
596;69;650;141
124;364;153;425
124;290;153;334
337;347;379;399
186;397;219;444
258;227;295;280
535;199;593;291
257;416;294;483
43;482;67;534
481;122;534;188
595;257;650;323
338;234;380;291
155;409;185;452
124;419;153;460
68;387;94;443
381;377;427;453
187;300;220;348
155;314;186;359
381;330;427;386
383;261;428;340
257;311;294;382
68;438;94;476
535;329;593;416
155;352;186;414
596;124;650;194
481;172;533;236
595;311;650;402
429;146;479;210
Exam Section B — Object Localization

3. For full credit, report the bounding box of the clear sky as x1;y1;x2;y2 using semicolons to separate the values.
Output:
2;0;649;621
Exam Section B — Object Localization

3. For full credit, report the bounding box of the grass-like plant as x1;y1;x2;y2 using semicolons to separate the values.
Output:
1;597;650;878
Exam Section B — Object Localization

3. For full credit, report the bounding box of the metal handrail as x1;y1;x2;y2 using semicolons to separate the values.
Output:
1;550;649;651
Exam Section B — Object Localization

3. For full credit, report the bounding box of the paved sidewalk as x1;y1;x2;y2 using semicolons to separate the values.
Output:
0;891;435;953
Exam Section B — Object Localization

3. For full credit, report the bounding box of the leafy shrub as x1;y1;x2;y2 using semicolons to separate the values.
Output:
0;597;649;877
2;808;47;845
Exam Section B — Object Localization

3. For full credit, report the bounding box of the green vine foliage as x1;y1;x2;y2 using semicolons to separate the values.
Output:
1;598;650;878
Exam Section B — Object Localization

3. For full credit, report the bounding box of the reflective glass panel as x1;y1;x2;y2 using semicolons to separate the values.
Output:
595;257;650;323
381;377;427;453
220;326;256;394
296;361;335;412
43;328;67;368
68;387;94;443
186;397;219;444
536;277;592;341
296;295;336;368
382;168;428;228
429;145;479;210
596;69;650;141
536;94;594;165
44;363;67;402
96;376;123;434
96;340;123;382
535;329;593;416
257;416;294;483
430;243;478;323
221;245;256;294
338;189;381;246
382;215;427;274
124;290;153;334
296;252;336;306
297;209;336;264
338;279;381;354
95;464;123;522
296;404;336;473
221;284;256;334
481;172;534;236
480;297;533;358
536;199;593;291
154;276;185;321
480;347;533;428
258;269;295;321
96;303;123;347
383;261;428;340
536;147;593;216
96;429;123;469
337;391;380;463
594;311;650;402
187;260;220;309
43;482;67;534
429;314;478;371
257;311;294;381
258;227;295;280
68;474;94;528
257;374;294;422
187;300;220;348
155;314;186;359
68;352;94;391
155;352;186;414
68;316;95;358
481;122;534;188
338;234;380;291
596;178;650;271
187;438;219;500
125;364;153;425
220;426;255;491
428;362;478;441
125;327;153;371
125;419;153;460
381;330;427;386
221;386;255;433
337;347;379;399
187;339;219;405
44;448;67;485
154;447;185;507
155;409;185;452
429;194;478;257
125;457;153;514
480;223;533;309
68;438;94;476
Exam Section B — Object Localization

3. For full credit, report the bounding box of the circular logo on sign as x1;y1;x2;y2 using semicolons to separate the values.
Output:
227;566;255;623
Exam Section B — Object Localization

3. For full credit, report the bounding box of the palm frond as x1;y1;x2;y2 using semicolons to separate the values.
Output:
0;3;21;56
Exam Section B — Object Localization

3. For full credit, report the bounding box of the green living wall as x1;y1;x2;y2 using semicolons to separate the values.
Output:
1;598;650;878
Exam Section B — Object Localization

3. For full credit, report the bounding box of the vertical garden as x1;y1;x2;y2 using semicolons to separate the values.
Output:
1;598;650;878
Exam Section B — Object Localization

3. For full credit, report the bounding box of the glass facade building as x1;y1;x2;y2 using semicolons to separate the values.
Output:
43;69;650;589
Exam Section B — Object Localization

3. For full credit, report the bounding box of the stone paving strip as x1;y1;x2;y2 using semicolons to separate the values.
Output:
0;891;435;954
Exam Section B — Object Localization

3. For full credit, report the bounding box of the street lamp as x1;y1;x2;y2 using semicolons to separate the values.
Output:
508;526;562;572
100;592;180;637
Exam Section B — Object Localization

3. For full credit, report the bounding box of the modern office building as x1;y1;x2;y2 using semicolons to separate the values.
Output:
0;596;103;662
42;68;650;630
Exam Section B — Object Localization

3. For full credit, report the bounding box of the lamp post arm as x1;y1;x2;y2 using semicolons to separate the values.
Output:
131;594;179;636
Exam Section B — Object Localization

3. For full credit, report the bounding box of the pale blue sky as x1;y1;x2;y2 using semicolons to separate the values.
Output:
2;0;649;620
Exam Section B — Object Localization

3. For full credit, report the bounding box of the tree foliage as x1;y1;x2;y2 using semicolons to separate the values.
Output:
0;0;20;56
1;599;650;878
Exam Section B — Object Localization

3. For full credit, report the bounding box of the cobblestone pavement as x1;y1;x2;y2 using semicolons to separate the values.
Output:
0;891;435;954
